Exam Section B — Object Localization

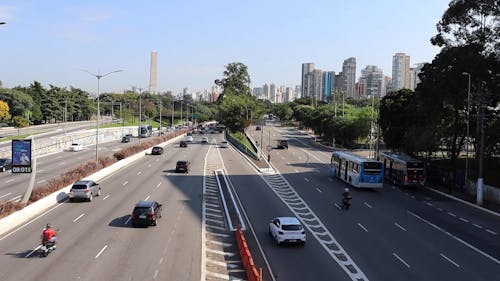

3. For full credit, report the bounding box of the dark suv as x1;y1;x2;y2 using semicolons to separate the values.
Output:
131;200;162;227
175;160;190;173
180;141;188;147
0;158;12;172
277;140;288;149
151;146;164;155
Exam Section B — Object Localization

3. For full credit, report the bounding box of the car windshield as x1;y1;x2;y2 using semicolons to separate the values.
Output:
72;184;88;190
282;224;302;231
134;207;152;215
0;159;7;165
177;161;187;165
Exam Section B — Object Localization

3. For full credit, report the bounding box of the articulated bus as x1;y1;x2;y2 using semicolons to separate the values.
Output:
379;152;426;186
330;151;384;188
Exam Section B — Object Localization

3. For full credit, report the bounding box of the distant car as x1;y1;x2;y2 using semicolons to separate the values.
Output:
0;158;12;172
69;180;101;202
187;132;192;136
277;140;288;149
68;143;83;151
220;141;229;148
180;141;188;147
121;135;131;143
186;136;194;142
201;137;209;143
256;126;261;131
131;200;162;227
269;217;306;245
151;146;164;155
175;160;190;173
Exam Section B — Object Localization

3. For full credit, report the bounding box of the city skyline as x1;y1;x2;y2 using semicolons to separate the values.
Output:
0;0;449;95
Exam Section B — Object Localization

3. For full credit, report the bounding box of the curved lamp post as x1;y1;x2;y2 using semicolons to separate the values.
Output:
82;69;123;165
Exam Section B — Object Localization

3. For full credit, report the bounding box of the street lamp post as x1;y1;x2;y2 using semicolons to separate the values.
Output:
462;72;471;189
83;69;123;165
171;98;175;128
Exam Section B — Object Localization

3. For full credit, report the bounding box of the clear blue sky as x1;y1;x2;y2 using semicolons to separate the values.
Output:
0;0;450;95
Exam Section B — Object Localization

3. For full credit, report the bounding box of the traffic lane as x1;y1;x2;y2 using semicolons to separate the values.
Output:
275;154;500;281
0;137;156;201
219;147;351;281
0;140;207;281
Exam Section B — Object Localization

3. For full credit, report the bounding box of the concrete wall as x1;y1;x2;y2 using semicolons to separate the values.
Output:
465;182;500;205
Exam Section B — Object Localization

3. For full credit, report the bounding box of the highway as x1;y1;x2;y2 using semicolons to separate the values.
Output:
0;133;239;281
0;134;144;202
243;122;500;281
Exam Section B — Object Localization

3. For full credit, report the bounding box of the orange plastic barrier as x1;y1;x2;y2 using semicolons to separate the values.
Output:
236;226;262;281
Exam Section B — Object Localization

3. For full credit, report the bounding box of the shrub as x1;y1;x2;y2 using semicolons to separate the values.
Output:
0;201;26;219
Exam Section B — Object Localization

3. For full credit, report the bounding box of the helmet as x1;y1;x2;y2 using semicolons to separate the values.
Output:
46;223;52;228
344;188;349;192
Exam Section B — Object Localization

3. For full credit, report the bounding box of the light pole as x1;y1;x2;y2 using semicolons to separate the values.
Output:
82;69;123;165
171;97;175;128
462;72;471;188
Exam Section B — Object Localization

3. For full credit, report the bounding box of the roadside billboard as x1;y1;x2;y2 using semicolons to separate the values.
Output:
11;139;32;173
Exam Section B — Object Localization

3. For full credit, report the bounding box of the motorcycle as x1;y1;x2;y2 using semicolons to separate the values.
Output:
39;237;56;257
341;198;351;210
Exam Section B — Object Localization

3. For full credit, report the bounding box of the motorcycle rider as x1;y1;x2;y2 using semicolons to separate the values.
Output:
342;188;352;209
42;223;57;249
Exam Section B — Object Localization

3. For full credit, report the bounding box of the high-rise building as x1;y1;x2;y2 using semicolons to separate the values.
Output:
263;83;270;100
270;84;277;103
149;50;158;94
392;52;411;90
409;62;426;90
323;71;335;102
301;63;315;98
360;65;384;97
342;57;356;98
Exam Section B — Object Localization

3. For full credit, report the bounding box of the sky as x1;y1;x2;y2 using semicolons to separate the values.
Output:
0;0;451;95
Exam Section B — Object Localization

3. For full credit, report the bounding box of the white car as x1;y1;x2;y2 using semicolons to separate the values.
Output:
68;143;83;152
201;136;209;143
220;141;229;148
269;217;306;245
186;136;194;142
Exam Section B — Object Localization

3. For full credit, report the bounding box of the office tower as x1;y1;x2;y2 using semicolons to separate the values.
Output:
342;57;356;98
323;71;335;102
270;84;277;103
149;50;158;94
409;62;426;90
334;72;343;94
360;65;384;97
392;52;411;90
301;63;315;98
263;83;270;100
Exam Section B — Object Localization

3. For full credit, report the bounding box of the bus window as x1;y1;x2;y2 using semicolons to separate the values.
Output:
363;162;382;175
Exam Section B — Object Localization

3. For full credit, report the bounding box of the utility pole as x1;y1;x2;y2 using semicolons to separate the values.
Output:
476;84;485;206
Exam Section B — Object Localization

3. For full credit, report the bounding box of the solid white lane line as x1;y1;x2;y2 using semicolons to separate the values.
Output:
459;217;469;223
395;223;407;231
137;171;142;175
0;192;12;199
5;179;14;183
123;181;128;186
363;202;373;208
473;224;483;229
95;245;108;259
144;195;151;201
25;245;42;258
102;195;110;200
124;216;131;225
8;195;22;202
408;210;500;265
316;188;323;193
304;178;310;182
447;212;457;217
486;229;497;235
156;182;161;188
357;223;368;232
393;253;410;268
73;213;85;223
37;179;46;184
440;253;460;267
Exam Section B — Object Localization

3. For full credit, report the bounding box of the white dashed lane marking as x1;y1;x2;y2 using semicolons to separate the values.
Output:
440;253;460;267
123;181;128;186
73;213;85;223
395;222;407;231
357;223;368;232
393;253;410;268
363;202;372;208
95;245;108;259
102;195;110;200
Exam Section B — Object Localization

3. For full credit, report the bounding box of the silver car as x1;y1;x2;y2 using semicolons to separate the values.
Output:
69;180;101;202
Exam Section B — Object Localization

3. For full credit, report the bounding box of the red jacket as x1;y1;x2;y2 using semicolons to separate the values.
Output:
43;228;56;241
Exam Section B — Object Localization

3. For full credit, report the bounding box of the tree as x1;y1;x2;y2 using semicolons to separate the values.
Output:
0;100;10;122
12;116;29;128
218;94;252;132
216;62;252;97
431;0;499;55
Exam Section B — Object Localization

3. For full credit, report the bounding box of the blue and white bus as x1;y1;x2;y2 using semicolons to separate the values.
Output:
330;151;384;188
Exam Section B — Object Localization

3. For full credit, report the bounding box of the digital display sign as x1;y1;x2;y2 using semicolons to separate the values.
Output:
11;139;32;173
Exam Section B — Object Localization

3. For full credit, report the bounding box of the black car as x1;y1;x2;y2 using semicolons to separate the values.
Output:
0;158;12;172
131;200;162;227
180;141;188;147
256;126;261;131
175;160;190;173
277;140;288;149
151;146;164;155
121;135;131;143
